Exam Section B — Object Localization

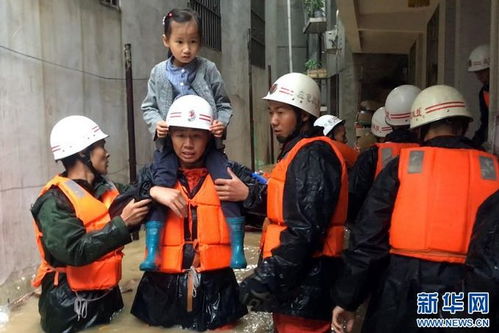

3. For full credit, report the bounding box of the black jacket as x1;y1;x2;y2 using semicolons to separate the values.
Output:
239;134;344;321
465;189;499;330
472;84;489;146
348;128;417;222
334;136;495;333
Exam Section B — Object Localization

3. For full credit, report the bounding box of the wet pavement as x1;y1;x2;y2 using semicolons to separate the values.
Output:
0;231;274;333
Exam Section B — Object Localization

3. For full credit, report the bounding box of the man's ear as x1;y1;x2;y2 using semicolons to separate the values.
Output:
301;111;310;123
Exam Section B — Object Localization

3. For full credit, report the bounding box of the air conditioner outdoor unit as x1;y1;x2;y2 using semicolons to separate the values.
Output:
324;27;339;54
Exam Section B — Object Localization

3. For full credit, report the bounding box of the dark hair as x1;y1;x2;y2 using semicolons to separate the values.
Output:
419;116;470;140
291;106;320;136
60;153;79;170
163;9;202;59
163;8;202;39
331;123;345;137
59;141;102;170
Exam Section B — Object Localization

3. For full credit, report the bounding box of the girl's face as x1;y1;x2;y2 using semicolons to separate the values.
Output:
163;20;200;67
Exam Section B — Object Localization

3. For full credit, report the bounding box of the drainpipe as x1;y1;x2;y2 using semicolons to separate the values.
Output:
287;0;293;72
124;44;137;183
248;29;256;170
124;43;139;241
268;65;275;163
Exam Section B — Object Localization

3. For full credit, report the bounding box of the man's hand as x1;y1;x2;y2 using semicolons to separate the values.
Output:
149;186;187;218
239;274;273;312
331;306;355;333
156;120;169;138
214;168;249;201
120;198;152;227
210;120;225;138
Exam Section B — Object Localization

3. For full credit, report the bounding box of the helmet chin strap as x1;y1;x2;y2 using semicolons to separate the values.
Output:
79;149;100;178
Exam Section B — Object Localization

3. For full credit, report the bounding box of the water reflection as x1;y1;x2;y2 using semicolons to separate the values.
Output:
1;232;273;333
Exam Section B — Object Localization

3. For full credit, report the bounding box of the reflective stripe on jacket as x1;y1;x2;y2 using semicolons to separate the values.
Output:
263;137;348;258
32;175;121;291
390;147;499;263
374;142;419;176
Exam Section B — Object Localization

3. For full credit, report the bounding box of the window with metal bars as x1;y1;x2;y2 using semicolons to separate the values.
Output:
426;6;439;86
250;0;265;68
100;0;120;10
189;0;221;51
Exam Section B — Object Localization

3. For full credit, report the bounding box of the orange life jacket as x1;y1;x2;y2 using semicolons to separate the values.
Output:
333;140;359;170
263;137;348;259
374;142;419;176
157;174;231;273
482;90;490;108
32;175;122;291
389;147;499;263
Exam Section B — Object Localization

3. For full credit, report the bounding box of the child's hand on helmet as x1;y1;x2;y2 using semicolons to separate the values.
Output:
210;120;225;138
156;120;169;138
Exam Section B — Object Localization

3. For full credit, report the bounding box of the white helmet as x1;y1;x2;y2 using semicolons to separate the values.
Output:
385;85;421;126
371;107;393;138
166;95;213;131
314;115;345;136
50;115;108;161
263;73;320;117
410;85;473;129
468;44;490;72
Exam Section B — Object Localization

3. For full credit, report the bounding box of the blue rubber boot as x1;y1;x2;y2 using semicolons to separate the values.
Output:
227;217;247;269
139;220;163;271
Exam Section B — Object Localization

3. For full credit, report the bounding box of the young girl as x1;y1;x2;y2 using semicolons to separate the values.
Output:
132;95;247;331
140;8;247;272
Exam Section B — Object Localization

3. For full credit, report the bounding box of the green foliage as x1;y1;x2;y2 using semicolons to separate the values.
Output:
304;0;325;17
304;58;321;70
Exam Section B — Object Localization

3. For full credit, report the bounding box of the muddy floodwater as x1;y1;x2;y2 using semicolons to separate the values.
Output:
0;231;274;333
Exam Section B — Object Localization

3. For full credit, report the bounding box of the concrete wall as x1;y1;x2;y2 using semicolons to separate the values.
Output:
267;0;307;81
121;0;266;168
491;0;499;154
252;66;273;168
421;0;491;139
120;0;182;169
337;31;360;146
452;0;491;140
333;0;495;146
0;0;269;305
0;0;126;304
219;0;252;167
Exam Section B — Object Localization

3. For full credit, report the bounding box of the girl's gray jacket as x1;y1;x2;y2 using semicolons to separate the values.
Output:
141;57;232;138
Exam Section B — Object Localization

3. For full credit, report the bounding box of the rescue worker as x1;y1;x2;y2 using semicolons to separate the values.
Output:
348;85;419;223
131;95;247;331
331;85;499;333
465;189;499;331
315;114;358;170
370;106;393;141
217;72;348;332
468;44;490;146
31;115;151;333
